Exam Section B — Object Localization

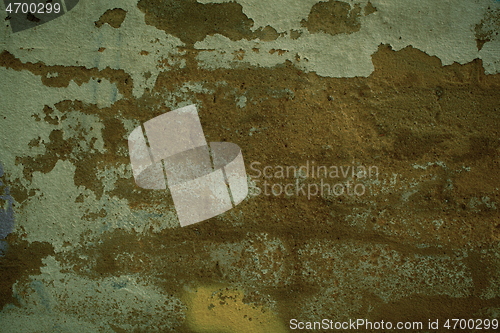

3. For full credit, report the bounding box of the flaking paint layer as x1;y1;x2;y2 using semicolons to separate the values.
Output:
0;0;499;331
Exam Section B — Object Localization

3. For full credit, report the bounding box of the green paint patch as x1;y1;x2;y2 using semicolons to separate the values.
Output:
183;285;286;333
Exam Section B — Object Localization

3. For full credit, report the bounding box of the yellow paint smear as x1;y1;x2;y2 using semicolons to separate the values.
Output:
183;286;286;333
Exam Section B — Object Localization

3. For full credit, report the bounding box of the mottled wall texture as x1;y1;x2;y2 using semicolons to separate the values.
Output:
1;0;500;332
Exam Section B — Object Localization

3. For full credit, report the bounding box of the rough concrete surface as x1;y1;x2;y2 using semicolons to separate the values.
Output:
0;0;500;332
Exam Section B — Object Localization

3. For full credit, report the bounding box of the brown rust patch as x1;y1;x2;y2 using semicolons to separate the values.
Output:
371;294;500;326
0;51;133;97
137;0;281;45
95;8;127;29
475;6;500;51
253;25;280;41
4;39;500;326
42;105;60;125
392;129;452;160
8;185;35;205
6;43;497;246
269;49;288;56
466;251;496;297
364;1;377;16
290;29;302;40
0;236;54;310
458;136;500;162
301;0;362;36
15;101;128;200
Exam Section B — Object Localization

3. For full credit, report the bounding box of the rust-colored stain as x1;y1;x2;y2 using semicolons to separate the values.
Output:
301;0;363;35
1;0;500;331
0;237;54;310
137;0;277;45
3;42;500;328
364;1;377;16
95;8;127;29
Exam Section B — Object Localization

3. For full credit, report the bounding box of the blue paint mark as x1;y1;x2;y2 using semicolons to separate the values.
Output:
111;84;118;104
0;159;14;257
0;241;8;258
31;280;51;311
112;280;127;290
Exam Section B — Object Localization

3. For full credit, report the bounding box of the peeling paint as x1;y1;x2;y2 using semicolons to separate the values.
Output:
0;256;185;332
0;0;499;330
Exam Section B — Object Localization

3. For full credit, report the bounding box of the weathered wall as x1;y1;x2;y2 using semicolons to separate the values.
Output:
0;0;500;332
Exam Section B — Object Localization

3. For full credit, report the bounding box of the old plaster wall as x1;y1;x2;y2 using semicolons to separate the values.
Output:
0;0;500;332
